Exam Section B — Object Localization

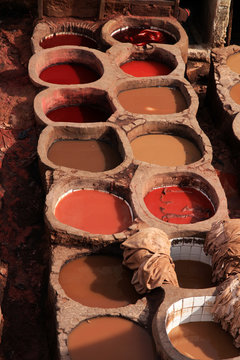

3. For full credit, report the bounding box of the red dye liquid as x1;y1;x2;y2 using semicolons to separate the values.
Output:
55;189;133;234
120;60;172;77
112;28;176;46
39;63;99;85
144;186;214;224
47;104;109;123
40;33;97;49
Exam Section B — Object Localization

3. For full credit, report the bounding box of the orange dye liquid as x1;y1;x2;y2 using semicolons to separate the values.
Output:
55;189;133;234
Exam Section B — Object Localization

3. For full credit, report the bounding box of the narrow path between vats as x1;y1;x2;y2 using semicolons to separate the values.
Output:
0;14;240;360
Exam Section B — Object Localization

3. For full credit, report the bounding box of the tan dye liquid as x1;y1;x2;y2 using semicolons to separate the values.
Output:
174;260;213;288
226;52;240;74
169;321;240;359
68;317;157;360
47;139;122;172
131;134;201;166
230;83;240;105
59;255;139;308
117;87;187;114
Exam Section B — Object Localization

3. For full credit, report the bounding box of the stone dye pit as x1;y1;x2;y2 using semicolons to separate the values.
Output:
144;186;215;224
39;62;100;85
40;33;98;50
117;86;187;114
111;27;176;46
120;60;172;77
153;294;240;360
68;316;157;360
168;321;239;360
170;238;213;289
47;139;123;172
59;255;139;308
34;87;114;127
2;3;240;360
54;189;133;235
130;134;202;166
46;104;110;123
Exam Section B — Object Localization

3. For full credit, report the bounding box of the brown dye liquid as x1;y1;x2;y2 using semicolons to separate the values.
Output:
169;321;240;359
131;134;201;166
226;52;240;74
68;316;157;360
59;255;139;308
230;83;240;105
117;87;187;114
47;139;122;172
174;260;213;289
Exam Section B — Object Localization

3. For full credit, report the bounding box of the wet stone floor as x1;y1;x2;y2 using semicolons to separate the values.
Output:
0;14;240;360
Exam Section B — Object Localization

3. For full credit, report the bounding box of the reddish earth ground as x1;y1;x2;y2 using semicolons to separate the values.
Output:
0;12;240;360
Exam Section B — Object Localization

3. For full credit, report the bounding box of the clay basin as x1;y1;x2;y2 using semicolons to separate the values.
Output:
58;254;140;308
31;21;99;53
127;121;211;167
114;78;199;118
45;178;135;244
68;316;157;360
101;16;188;63
108;43;185;78
130;168;228;237
33;87;115;126
28;47;106;87
153;294;240;360
38;123;133;177
170;237;213;289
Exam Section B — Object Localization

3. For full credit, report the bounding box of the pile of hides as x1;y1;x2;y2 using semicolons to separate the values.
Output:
204;219;240;283
211;274;240;347
121;227;178;294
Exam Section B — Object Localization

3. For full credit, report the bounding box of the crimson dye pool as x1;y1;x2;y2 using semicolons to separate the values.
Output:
46;104;110;123
112;27;176;46
144;186;215;224
40;33;97;49
39;63;100;85
120;60;172;77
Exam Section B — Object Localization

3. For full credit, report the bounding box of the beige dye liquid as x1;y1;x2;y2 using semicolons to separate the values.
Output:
169;321;240;359
59;255;139;308
47;139;122;172
230;83;240;105
117;87;187;114
131;134;201;166
226;52;240;74
174;260;212;288
68;317;157;360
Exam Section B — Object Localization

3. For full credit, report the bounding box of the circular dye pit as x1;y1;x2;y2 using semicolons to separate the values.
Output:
68;317;157;360
131;134;201;166
55;189;133;234
168;321;240;360
144;186;215;224
40;32;97;49
59;255;139;308
112;27;176;46
226;52;240;74
120;60;172;77
47;139;122;172
46;104;110;123
39;63;100;85
118;87;187;114
230;83;240;105
174;260;213;288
